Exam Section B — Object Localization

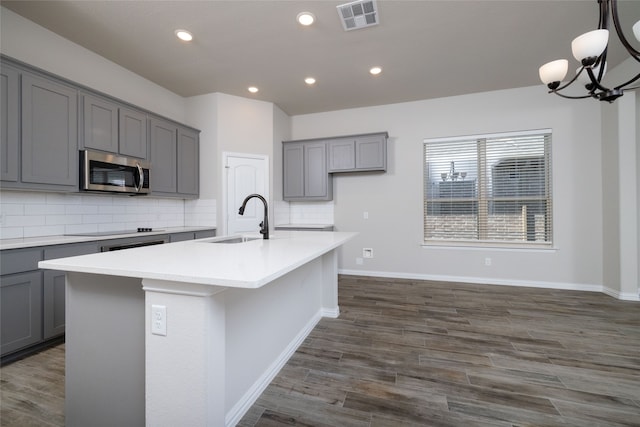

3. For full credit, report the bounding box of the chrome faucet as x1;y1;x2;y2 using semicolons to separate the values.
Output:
238;194;269;239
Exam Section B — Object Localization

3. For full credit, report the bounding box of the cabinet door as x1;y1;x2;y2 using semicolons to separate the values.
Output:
119;107;147;159
1;271;43;356
43;242;98;339
283;143;304;199
21;73;77;188
304;142;331;199
1;65;19;182
82;93;118;153
43;270;66;339
177;127;199;196
355;134;386;170
328;139;355;172
150;118;177;193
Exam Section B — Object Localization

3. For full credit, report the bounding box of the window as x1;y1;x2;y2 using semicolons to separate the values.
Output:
423;130;552;247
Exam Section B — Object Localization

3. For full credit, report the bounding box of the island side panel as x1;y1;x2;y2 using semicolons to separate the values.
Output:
143;282;227;427
65;272;145;427
321;249;340;317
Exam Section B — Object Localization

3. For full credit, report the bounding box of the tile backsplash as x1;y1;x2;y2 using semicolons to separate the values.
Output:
0;191;216;240
286;201;334;225
0;190;332;240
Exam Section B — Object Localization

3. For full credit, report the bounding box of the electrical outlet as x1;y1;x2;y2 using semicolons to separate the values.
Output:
484;257;492;266
363;211;369;219
363;248;374;258
356;257;363;265
151;305;167;336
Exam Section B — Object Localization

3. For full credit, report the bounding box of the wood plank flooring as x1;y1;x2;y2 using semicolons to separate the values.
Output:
2;275;639;426
239;276;640;426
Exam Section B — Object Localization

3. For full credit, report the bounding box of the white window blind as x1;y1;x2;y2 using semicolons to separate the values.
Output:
423;130;552;247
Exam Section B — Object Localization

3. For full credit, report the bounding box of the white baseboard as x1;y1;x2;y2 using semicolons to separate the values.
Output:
225;309;323;427
321;306;340;318
602;286;640;301
339;268;606;294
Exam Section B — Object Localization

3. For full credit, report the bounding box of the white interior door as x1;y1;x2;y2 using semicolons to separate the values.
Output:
224;153;269;236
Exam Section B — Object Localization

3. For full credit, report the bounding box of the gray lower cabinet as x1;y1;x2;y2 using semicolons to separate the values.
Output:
283;141;332;201
0;272;43;356
169;229;216;242
0;247;43;357
328;132;387;172
42;242;99;339
150;116;200;198
1;64;19;183
20;72;78;190
82;93;148;159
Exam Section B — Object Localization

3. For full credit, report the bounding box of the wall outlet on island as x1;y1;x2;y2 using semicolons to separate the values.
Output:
484;257;492;266
151;305;167;336
356;257;363;265
363;248;374;258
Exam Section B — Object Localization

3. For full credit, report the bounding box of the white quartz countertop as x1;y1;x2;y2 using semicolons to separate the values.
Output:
38;231;356;288
0;227;217;250
274;224;334;230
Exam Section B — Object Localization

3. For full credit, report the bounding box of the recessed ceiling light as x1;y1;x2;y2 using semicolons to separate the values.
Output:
297;12;315;26
369;66;382;75
175;29;193;42
248;86;259;93
304;77;316;85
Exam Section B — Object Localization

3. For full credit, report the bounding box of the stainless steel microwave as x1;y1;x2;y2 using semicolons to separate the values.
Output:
80;150;150;194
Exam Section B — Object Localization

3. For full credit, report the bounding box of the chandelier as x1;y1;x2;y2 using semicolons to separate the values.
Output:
538;0;640;102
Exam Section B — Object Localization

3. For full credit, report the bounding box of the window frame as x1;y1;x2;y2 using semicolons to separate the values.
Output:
422;129;553;249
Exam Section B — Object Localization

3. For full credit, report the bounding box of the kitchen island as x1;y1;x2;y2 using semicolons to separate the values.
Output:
39;230;355;427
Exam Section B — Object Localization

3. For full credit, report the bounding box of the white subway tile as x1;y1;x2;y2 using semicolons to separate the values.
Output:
0;227;24;239
24;225;65;238
6;215;46;227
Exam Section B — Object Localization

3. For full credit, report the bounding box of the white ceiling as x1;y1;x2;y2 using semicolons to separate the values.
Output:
3;0;639;115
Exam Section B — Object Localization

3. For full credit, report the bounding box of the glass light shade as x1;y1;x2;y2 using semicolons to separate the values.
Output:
297;12;315;26
576;62;607;85
571;29;609;62
634;20;640;42
175;29;193;41
539;59;568;84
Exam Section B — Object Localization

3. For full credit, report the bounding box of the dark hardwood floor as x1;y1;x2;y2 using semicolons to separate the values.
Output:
2;275;639;426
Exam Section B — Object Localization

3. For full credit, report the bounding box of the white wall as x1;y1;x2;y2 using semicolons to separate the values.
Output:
291;86;605;290
601;58;640;300
0;7;185;122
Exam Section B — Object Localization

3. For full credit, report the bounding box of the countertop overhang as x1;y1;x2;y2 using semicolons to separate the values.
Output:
38;231;356;289
0;226;217;250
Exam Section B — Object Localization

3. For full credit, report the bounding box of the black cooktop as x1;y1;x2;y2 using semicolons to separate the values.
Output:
65;228;163;237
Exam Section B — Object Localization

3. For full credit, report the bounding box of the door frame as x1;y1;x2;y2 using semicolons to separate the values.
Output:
221;151;270;236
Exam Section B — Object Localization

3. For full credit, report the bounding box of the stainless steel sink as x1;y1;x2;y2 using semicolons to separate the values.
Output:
207;236;261;244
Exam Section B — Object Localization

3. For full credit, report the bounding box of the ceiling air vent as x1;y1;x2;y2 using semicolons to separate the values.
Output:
337;0;379;31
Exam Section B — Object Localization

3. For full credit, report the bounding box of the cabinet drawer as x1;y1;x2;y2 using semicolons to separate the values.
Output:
44;242;99;260
194;230;216;239
0;248;43;275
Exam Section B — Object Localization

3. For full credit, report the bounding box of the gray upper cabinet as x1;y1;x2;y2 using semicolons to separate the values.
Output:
21;72;78;190
283;141;332;201
82;93;147;159
150;117;177;193
1;64;19;183
177;127;199;196
119;106;147;159
150;116;200;198
328;132;387;172
82;93;118;153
